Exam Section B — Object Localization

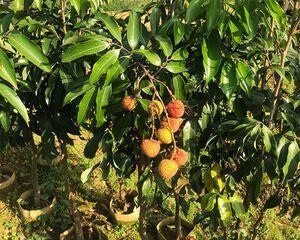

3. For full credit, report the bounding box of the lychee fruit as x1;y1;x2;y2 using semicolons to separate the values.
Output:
141;139;160;158
161;117;183;133
166;99;185;118
158;159;179;179
157;128;173;144
148;100;163;115
122;96;137;111
169;148;189;167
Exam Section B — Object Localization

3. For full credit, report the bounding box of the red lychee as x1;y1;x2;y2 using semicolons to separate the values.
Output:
166;99;185;118
158;159;179;179
141;139;160;158
122;96;137;111
169;148;189;167
161;117;183;133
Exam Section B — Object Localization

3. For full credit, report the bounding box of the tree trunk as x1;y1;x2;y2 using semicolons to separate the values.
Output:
60;142;84;240
30;139;40;208
137;155;148;240
173;182;183;240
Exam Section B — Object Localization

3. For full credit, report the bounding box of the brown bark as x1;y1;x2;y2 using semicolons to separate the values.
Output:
60;142;84;240
30;140;41;208
173;182;183;240
137;155;148;240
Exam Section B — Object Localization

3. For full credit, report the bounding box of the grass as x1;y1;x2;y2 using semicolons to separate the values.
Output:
0;132;299;239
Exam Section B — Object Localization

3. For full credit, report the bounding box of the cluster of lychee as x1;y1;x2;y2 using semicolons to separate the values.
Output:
122;96;189;180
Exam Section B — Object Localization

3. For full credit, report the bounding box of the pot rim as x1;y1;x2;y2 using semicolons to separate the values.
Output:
59;222;101;240
17;189;57;222
0;168;16;190
156;216;194;240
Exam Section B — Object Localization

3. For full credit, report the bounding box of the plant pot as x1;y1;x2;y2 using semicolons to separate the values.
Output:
109;190;140;224
156;217;194;240
0;168;16;190
17;189;57;222
59;223;101;240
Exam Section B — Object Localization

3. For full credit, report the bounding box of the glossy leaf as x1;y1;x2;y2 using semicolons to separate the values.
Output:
77;87;96;124
229;18;243;43
220;61;237;100
63;84;92;106
149;7;161;35
14;0;24;12
171;48;189;61
34;0;43;11
282;141;299;182
186;0;206;24
133;49;161;66
81;162;100;183
201;193;217;211
70;0;83;14
262;125;277;154
155;35;173;57
0;49;17;89
104;57;129;86
89;49;120;84
96;85;112;127
218;196;232;223
265;0;286;28
62;40;109;62
8;33;51;72
0;83;29;124
127;12;141;50
98;13;122;43
206;0;221;33
229;193;245;219
202;31;221;84
174;20;184;45
173;75;186;100
0;111;10;132
165;61;187;73
236;61;252;94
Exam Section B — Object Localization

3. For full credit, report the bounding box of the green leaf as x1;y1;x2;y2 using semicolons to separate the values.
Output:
149;7;161;35
155;35;173;57
142;178;152;196
265;0;286;28
0;83;29;124
201;193;217;211
206;0;221;33
137;98;150;111
171;47;189;61
98;13;122;43
243;5;258;38
0;111;10;132
14;0;24;12
183;121;197;162
70;0;83;14
63;84;92;106
186;0;207;24
0;49;17;89
165;61;187;73
81;162;100;183
220;61;237;100
202;31;221;84
229;18;243;43
218;196;232;224
174;20;185;45
89;49;120;84
173;75;186;100
262;125;277;154
236;61;252;94
127;12;141;50
96;85;112;127
104;57;129;86
229;193;245;219
34;0;43;11
133;49;161;66
77;87;96;125
62;40;109;63
282;141;299;182
8;33;51;72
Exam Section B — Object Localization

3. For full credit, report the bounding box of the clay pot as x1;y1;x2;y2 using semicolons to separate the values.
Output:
156;217;194;240
109;197;140;224
0;168;16;190
59;223;101;240
17;189;57;222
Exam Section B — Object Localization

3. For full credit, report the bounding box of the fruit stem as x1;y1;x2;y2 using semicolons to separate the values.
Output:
138;63;177;150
